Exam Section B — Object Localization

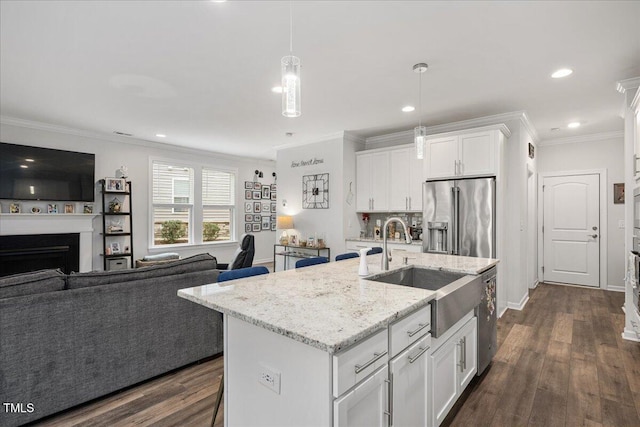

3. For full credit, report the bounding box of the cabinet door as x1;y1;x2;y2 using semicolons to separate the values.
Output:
459;131;495;176
457;317;478;391
356;154;372;212
430;338;457;427
370;152;389;211
389;148;411;211
408;152;425;211
390;335;430;427
425;136;458;179
334;366;389;427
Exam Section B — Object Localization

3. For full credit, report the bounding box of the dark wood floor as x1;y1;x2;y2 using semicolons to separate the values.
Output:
33;283;639;427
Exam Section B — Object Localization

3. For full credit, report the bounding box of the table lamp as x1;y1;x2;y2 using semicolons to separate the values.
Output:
276;215;294;245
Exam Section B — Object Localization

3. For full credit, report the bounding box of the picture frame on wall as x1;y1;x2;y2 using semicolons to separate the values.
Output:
105;177;126;192
262;203;270;213
271;222;276;231
262;185;271;199
244;214;253;222
253;214;261;222
245;190;253;200
261;216;270;230
47;204;58;214
64;204;74;214
253;202;261;213
271;184;277;191
245;202;253;213
245;223;252;233
614;183;625;204
9;203;20;214
253;182;262;190
83;203;93;214
252;223;261;232
244;181;253;190
271;191;277;201
270;202;276;213
252;190;262;200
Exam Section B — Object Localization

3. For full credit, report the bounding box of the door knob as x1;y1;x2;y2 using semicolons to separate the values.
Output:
588;234;598;238
592;226;598;230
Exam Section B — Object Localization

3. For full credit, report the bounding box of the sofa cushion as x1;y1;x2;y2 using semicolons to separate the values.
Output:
67;253;218;289
0;269;66;299
142;252;180;261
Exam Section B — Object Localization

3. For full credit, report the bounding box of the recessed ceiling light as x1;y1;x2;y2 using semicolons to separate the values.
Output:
20;165;28;169
551;68;573;78
285;132;294;137
567;122;581;128
272;86;283;94
402;106;415;113
211;0;227;3
25;158;34;162
156;134;166;138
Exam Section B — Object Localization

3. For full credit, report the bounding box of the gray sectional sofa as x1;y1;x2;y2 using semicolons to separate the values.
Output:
0;254;223;427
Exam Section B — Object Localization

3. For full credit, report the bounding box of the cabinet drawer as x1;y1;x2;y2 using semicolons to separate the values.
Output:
390;304;431;358
333;328;388;398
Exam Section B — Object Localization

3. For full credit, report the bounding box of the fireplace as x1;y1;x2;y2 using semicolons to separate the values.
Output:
0;233;80;276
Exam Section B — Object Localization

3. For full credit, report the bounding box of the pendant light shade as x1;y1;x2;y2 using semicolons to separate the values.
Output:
415;125;427;160
413;62;428;159
281;1;301;118
282;55;301;117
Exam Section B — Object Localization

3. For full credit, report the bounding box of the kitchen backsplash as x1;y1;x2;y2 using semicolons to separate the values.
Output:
358;212;423;240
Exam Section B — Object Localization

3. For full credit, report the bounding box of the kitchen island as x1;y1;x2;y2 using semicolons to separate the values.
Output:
178;251;497;426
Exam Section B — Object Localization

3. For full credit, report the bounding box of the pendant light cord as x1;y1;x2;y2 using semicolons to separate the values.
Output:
418;70;422;127
289;1;293;54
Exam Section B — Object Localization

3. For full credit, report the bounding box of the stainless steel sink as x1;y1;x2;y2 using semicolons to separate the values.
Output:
368;266;483;337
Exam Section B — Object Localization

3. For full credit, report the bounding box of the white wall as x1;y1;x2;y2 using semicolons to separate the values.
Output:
537;135;625;290
0;121;276;270
275;135;347;265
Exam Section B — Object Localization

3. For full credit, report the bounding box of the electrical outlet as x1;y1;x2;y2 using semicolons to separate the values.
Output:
619;220;625;229
258;363;281;394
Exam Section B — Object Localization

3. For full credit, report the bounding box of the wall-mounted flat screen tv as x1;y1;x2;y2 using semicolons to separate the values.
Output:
0;142;95;202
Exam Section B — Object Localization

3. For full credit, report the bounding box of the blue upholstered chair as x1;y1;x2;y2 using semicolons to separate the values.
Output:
218;266;269;282
367;247;383;255
295;256;329;269
335;252;359;261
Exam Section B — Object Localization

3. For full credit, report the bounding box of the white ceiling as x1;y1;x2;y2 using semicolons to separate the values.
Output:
1;1;639;159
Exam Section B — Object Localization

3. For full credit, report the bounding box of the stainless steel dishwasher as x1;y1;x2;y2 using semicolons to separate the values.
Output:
476;266;497;375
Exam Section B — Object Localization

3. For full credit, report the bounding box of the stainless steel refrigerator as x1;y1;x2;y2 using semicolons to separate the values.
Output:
423;176;497;375
422;177;496;258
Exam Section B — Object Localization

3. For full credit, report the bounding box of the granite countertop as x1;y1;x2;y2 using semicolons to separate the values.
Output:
346;237;423;245
178;251;498;354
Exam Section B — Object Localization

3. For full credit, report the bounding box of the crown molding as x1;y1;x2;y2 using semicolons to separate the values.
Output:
538;130;624;147
364;110;536;150
272;131;348;152
616;77;640;93
0;116;275;163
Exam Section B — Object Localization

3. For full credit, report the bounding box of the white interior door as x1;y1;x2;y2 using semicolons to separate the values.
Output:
542;174;600;287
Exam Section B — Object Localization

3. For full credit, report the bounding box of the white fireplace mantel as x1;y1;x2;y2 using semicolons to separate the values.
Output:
0;213;99;272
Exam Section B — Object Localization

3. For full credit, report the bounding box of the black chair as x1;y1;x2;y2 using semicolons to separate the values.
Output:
335;252;359;261
218;234;255;270
367;247;383;255
295;256;329;268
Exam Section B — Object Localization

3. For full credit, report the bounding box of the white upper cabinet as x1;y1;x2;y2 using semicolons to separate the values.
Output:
425;129;501;179
356;151;390;212
390;147;424;212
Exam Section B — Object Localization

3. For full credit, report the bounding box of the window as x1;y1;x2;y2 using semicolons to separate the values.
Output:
151;160;236;247
202;168;235;242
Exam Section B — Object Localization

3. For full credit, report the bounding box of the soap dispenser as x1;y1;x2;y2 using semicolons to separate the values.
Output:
359;247;371;276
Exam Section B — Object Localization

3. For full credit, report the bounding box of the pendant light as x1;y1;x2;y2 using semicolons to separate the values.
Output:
413;63;428;159
282;1;301;117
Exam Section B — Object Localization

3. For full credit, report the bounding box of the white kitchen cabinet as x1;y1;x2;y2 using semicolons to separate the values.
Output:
390;147;424;211
389;334;431;427
357;151;389;211
425;130;498;179
429;315;478;427
334;365;389;427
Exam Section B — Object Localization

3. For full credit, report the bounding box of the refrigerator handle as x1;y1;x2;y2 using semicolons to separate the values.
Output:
452;186;460;255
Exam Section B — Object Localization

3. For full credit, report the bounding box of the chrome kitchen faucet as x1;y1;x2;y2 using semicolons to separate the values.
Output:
382;217;412;271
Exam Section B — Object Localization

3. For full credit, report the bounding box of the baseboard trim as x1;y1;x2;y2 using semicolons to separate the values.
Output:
622;329;640;342
529;280;539;290
498;306;508;319
507;293;530;311
253;258;273;265
606;284;625;292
